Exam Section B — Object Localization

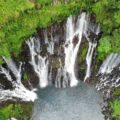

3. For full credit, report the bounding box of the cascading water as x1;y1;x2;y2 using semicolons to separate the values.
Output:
0;57;37;102
0;12;101;103
98;53;120;74
26;38;49;88
96;53;120;97
44;30;55;55
84;42;97;82
53;13;85;87
83;15;100;82
30;13;104;120
25;12;100;88
0;12;105;120
63;13;85;86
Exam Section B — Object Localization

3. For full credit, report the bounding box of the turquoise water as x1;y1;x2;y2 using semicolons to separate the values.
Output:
31;81;104;120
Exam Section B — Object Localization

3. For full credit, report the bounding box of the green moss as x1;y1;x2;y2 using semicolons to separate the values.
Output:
0;104;23;120
110;99;120;119
19;103;33;119
111;29;120;53
113;89;120;96
108;88;120;120
23;72;29;81
80;47;88;61
0;103;33;120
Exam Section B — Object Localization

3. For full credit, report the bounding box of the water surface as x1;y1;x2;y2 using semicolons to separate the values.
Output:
31;82;104;120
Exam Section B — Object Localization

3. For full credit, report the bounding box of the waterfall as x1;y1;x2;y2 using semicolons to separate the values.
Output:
44;30;55;55
25;12;100;88
96;53;120;97
98;53;120;74
63;13;86;86
54;13;88;87
83;15;100;82
0;12;102;104
0;58;37;102
26;13;87;88
26;38;49;88
55;58;65;88
84;42;97;82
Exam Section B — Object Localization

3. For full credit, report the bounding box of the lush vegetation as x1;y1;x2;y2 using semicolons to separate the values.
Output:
0;103;33;120
110;99;120;119
109;89;120;120
0;0;82;63
0;104;22;120
93;1;120;117
95;0;120;60
0;0;120;60
0;0;120;119
0;0;120;62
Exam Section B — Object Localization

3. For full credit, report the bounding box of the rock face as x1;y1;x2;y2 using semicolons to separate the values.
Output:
0;57;37;102
24;12;100;88
0;12;101;103
96;53;120;97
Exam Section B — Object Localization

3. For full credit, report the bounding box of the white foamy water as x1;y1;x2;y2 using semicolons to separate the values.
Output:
26;38;49;88
64;13;86;87
96;53;120;97
0;58;37;102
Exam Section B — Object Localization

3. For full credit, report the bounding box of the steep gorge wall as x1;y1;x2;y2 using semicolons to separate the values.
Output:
21;12;101;88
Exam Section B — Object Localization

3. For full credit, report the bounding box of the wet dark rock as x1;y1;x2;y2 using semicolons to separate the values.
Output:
19;12;101;88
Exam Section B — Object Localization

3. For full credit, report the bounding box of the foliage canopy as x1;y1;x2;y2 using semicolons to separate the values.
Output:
0;0;120;62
